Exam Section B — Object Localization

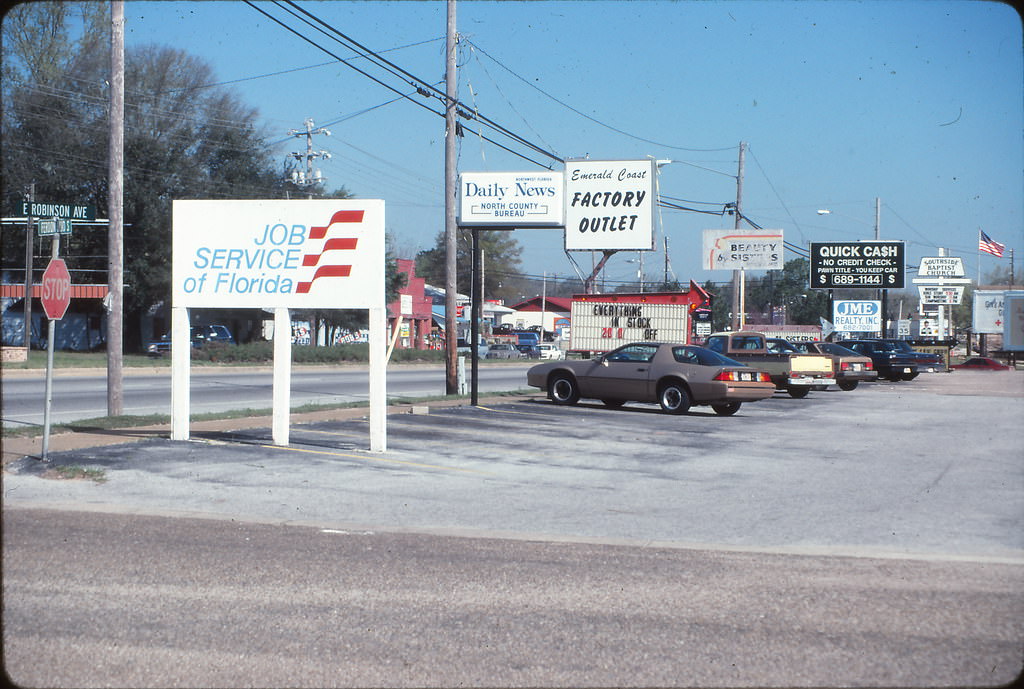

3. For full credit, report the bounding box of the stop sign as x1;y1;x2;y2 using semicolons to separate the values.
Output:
41;258;71;320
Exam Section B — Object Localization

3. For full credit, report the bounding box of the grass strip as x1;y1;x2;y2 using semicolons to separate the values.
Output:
2;389;537;439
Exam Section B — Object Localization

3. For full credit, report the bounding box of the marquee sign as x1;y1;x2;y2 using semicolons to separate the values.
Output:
172;200;384;309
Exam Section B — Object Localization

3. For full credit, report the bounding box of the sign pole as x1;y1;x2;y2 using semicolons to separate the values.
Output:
41;235;60;461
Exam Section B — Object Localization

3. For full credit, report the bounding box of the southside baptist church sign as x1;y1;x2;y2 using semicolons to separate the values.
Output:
458;159;656;252
172;199;384;309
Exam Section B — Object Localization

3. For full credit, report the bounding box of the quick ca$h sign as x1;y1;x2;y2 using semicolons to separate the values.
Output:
172;200;384;309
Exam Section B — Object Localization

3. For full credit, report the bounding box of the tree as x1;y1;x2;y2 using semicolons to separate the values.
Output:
1;2;319;349
414;228;523;303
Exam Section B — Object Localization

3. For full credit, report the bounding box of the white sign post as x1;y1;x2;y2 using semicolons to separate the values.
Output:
172;199;386;450
564;159;655;251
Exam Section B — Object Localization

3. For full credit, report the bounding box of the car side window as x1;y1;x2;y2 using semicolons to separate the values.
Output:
672;347;701;365
607;344;658;363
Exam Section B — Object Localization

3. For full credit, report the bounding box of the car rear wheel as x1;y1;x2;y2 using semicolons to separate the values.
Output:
658;382;691;415
837;380;859;391
787;386;810;398
548;374;580;405
711;402;741;416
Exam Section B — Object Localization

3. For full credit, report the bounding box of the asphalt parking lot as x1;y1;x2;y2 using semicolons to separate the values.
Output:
5;371;1023;561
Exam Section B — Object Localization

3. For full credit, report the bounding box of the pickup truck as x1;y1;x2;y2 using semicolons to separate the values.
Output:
705;331;835;398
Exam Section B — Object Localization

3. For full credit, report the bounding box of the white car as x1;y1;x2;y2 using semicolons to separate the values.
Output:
537;344;565;360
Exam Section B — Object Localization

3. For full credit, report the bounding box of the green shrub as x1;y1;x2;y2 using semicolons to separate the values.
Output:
189;342;446;364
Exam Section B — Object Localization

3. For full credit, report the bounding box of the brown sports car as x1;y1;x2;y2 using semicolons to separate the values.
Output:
527;342;775;416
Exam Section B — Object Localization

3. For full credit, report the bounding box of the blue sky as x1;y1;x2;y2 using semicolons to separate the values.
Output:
123;0;1023;291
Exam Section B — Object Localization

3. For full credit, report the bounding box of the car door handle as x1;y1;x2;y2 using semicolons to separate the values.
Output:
636;367;647;372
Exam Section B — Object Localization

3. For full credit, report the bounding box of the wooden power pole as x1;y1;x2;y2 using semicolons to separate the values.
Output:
444;0;459;394
107;0;125;415
730;141;746;330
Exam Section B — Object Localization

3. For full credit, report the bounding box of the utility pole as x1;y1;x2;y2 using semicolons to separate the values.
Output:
23;183;34;349
875;196;888;335
730;141;746;330
289;118;331;199
444;0;459;394
107;0;125;416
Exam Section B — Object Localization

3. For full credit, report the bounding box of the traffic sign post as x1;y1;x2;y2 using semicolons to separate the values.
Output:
41;242;71;460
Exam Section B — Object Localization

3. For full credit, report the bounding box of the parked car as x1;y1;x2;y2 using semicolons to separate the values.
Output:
485;343;523;359
788;340;878;391
526;342;775;416
837;339;919;381
456;337;489;359
147;324;235;357
949;357;1010;371
536;343;565;360
516;344;541;358
882;339;945;372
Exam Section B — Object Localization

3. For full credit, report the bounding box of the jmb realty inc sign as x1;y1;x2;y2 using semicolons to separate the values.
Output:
172;200;384;309
833;300;882;333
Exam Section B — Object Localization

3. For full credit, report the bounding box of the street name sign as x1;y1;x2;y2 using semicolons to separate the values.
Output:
21;200;96;221
38;218;72;236
809;241;905;289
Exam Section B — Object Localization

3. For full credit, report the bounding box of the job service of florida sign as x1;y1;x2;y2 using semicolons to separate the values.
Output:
564;159;655;251
172;200;384;309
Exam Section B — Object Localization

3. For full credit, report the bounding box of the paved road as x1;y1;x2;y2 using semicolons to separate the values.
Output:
4;508;1021;688
1;363;532;428
4;370;1023;686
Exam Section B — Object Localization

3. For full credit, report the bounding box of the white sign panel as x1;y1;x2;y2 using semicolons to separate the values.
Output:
172;200;384;309
1004;293;1024;351
918;285;965;305
458;171;564;227
918;256;965;277
702;229;784;270
564;159;655;251
973;290;1005;334
833;300;881;333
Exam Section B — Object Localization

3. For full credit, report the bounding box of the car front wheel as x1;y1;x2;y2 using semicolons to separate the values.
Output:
658;382;691;415
787;386;810;398
711;402;741;416
837;380;859;391
548;374;580;405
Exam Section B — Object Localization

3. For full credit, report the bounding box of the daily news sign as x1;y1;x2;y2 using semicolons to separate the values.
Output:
172;200;384;309
458;171;564;227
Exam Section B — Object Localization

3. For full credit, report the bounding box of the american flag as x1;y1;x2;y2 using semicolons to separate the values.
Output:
979;230;1005;257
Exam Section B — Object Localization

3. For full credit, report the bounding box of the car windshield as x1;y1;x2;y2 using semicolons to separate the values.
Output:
767;339;799;353
818;342;858;356
672;346;746;367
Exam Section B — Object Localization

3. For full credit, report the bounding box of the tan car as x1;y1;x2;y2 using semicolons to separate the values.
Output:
789;340;878;391
526;342;775;416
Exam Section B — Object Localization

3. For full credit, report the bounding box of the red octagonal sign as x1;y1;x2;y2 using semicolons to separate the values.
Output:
41;258;71;320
